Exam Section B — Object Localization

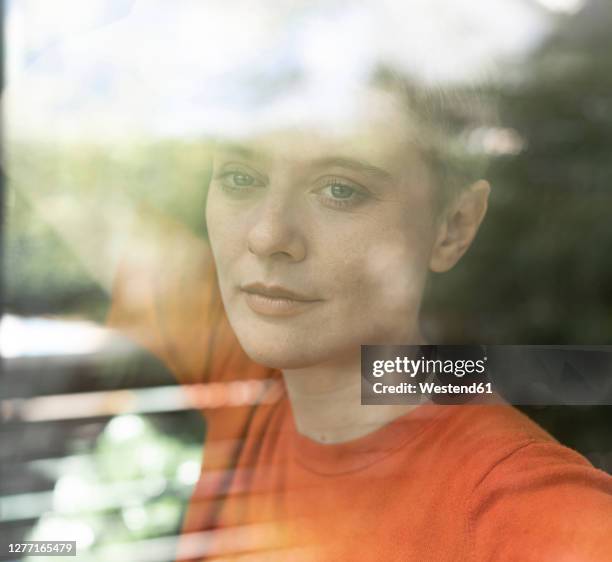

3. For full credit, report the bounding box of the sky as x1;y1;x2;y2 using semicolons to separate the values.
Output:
3;0;584;142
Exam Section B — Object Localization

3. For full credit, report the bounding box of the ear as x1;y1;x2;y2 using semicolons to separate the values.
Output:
429;180;490;273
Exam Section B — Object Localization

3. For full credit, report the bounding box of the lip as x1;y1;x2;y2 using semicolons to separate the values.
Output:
241;282;319;301
240;283;322;317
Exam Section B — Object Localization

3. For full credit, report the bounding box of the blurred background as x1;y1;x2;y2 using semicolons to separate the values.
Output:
1;0;611;560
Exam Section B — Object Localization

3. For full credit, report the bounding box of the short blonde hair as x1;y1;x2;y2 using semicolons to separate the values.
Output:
371;66;496;214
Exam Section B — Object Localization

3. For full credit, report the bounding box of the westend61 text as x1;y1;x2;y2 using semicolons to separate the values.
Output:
371;356;487;378
372;382;494;395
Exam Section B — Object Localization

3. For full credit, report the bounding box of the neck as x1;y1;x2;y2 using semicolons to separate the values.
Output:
282;333;426;445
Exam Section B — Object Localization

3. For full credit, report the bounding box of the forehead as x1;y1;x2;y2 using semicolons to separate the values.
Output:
213;87;424;178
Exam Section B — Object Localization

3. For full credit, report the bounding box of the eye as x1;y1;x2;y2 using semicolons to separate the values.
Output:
329;183;355;199
316;178;369;209
215;165;265;195
227;172;256;187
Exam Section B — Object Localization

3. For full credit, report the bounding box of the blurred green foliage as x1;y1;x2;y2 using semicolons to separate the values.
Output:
424;0;612;345
26;414;203;562
6;140;213;319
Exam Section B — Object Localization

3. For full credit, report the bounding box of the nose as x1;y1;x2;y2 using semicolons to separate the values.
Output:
246;191;307;262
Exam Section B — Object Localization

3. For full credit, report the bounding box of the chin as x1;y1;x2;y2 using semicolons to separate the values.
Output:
236;331;331;370
238;338;321;370
236;328;362;371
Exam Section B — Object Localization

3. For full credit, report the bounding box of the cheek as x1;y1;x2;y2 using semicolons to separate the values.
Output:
354;243;429;320
328;213;432;291
205;196;242;272
368;239;430;303
321;224;432;331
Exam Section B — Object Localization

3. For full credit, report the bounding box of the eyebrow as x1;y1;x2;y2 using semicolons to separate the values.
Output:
214;142;265;161
310;157;394;182
214;143;394;182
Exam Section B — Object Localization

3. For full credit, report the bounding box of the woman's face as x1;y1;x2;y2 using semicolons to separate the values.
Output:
206;90;439;369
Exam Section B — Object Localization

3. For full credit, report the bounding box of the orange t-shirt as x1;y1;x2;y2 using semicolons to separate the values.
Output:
107;225;612;561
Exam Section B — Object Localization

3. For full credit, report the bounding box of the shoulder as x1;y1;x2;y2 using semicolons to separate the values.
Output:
433;402;612;503
429;402;566;472
439;404;612;561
